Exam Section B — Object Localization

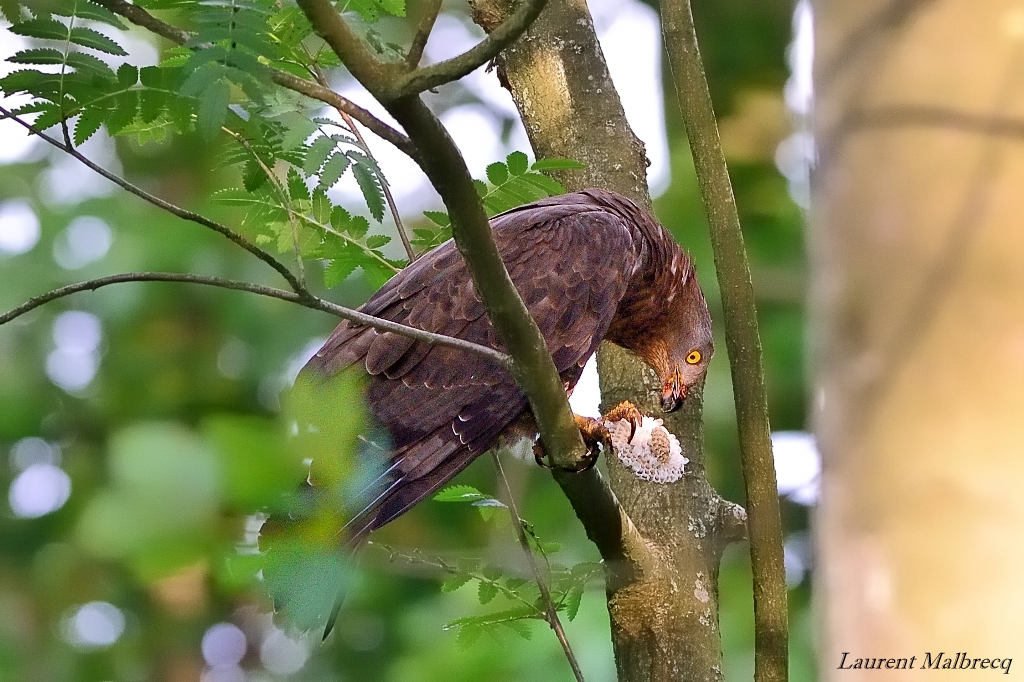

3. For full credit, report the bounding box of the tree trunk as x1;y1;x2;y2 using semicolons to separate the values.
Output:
471;1;744;679
814;0;1024;675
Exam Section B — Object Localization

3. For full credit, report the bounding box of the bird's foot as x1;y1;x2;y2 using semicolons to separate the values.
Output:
601;401;643;443
531;412;617;473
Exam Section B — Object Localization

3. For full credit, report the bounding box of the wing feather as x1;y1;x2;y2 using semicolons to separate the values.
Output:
306;195;639;539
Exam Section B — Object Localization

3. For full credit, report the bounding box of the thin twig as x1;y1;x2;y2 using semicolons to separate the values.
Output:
0;106;305;295
661;2;788;681
222;126;306;284
88;0;421;163
0;272;512;368
309;62;417;262
406;0;442;68
344;111;416;261
491;453;585;682
391;0;548;98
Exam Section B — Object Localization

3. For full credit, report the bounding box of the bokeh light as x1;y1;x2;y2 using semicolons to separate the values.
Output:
202;622;249;668
0;200;40;255
771;431;821;505
62;601;126;650
46;310;102;392
53;216;114;270
8;463;72;518
259;628;309;676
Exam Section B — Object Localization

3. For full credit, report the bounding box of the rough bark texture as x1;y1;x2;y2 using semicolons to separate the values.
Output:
471;1;744;679
814;1;1024;677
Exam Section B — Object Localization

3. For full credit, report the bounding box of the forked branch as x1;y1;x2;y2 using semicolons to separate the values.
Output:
391;0;548;98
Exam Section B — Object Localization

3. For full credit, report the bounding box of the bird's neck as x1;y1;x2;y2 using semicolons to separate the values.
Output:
605;221;688;354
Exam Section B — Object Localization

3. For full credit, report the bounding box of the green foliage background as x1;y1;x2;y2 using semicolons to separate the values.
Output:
0;0;813;679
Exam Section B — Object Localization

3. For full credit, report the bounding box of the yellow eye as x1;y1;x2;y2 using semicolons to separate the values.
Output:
685;350;702;365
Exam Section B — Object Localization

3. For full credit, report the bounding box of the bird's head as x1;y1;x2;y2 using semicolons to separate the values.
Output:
643;259;714;412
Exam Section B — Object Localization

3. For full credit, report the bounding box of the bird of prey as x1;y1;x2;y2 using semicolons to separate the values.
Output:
302;188;714;546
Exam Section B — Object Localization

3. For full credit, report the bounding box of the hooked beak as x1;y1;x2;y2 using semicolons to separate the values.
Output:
661;368;687;412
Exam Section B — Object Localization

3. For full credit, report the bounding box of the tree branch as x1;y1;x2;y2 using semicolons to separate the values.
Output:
406;0;442;68
391;0;548;98
0;106;304;295
0;273;512;368
88;0;421;162
491;454;585;682
294;0;398;90
296;0;587;472
661;2;789;681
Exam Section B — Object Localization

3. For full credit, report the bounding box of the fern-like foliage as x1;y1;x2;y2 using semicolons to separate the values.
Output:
400;481;607;648
413;152;586;252
0;0;583;297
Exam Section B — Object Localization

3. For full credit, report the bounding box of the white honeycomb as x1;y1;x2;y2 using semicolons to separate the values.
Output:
606;416;688;483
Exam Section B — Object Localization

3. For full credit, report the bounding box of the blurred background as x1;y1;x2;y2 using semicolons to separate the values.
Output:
0;0;817;680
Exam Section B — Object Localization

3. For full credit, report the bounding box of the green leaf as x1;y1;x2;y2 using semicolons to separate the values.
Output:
139;89;167;123
531;158;585;171
74;107;106;145
310;189;331;223
346;0;405;23
563;584;585;621
204;416;303;509
506;150;529;175
261;542;352;632
446;606;538;628
303;135;336;175
454;623;484;650
422;210;450;227
433;485;486;503
348;215;369;240
69;26;128;55
440;573;472;593
117;63;138;88
318;152;350;189
329;205;352;234
352;157;385;222
485;161;509;186
505;577;529;590
0;0;23;24
9;48;116;74
481;190;519;216
504;619;533;640
287;167;310;201
570;561;604;578
364;235;390;249
471;498;506;522
106;91;139;135
197;78;229;139
10;18;69;42
519;171;566;195
56;0;129;28
159;46;191;67
478;580;498;605
323;253;359;288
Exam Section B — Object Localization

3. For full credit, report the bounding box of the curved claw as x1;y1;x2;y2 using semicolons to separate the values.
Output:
561;447;600;474
602;401;644;443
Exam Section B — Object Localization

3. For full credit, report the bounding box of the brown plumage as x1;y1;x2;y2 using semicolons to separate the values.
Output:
303;188;713;545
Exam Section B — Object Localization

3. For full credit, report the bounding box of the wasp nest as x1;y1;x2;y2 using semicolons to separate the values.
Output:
605;416;688;483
